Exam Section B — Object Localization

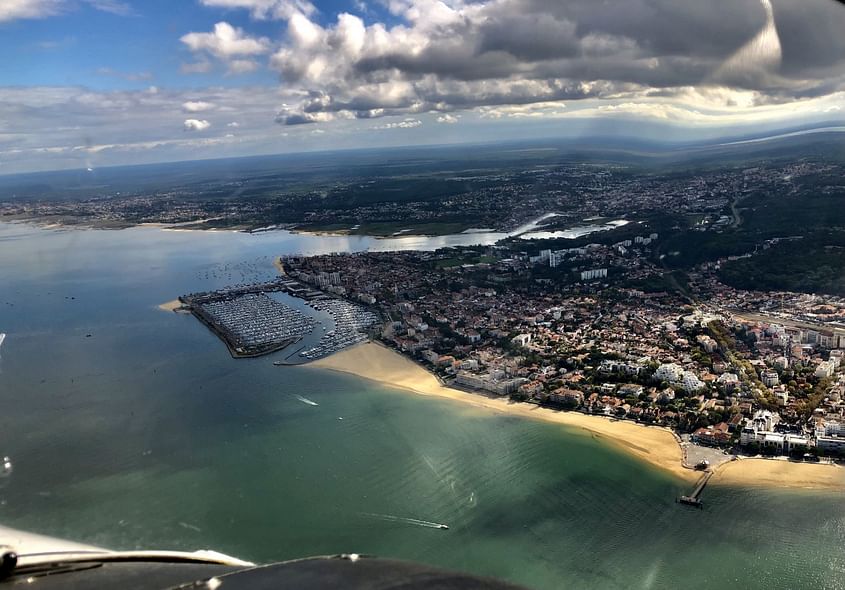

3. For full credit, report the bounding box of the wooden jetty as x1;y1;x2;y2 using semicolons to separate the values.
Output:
678;472;713;508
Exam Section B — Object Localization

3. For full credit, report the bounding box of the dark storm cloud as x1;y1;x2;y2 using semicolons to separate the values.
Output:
265;0;845;123
772;0;845;74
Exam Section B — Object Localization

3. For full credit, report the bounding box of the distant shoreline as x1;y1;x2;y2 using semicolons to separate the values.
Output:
309;341;845;491
5;217;482;238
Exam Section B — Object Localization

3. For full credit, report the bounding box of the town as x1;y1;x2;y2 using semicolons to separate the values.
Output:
1;150;836;238
281;235;845;460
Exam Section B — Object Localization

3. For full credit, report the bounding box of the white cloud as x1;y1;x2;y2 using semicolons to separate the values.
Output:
374;118;422;130
181;22;270;74
0;0;135;21
2;82;843;174
0;0;61;22
182;100;216;113
83;0;134;16
436;114;459;124
199;0;315;20
183;119;212;131
227;121;240;127
274;107;334;125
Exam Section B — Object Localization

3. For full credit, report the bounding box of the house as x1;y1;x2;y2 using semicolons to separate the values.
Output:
692;422;731;446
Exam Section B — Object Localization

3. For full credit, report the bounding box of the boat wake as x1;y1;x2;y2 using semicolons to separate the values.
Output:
294;394;319;406
360;512;448;530
178;522;202;533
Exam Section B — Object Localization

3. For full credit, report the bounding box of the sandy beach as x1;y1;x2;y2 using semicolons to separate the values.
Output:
157;299;185;312
713;456;845;490
311;341;845;490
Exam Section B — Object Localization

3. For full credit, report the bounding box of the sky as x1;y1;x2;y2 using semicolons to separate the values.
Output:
1;0;844;174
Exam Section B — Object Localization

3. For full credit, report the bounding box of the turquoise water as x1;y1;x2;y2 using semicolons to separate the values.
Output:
1;222;845;590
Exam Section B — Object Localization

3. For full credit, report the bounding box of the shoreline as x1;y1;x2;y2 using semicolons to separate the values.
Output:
309;342;845;490
309;342;697;483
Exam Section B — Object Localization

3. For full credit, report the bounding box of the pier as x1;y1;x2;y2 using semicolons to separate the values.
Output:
180;278;320;306
678;472;713;508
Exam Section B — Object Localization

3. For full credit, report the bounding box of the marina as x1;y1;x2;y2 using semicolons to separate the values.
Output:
178;277;381;360
195;293;316;358
299;300;381;360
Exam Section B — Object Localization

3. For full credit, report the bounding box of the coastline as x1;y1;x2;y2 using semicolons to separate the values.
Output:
309;341;845;490
309;342;697;483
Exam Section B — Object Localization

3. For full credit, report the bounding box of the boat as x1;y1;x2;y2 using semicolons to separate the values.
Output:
439;524;449;530
273;360;284;366
0;333;5;348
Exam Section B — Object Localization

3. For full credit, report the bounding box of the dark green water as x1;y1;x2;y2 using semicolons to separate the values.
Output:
1;223;844;590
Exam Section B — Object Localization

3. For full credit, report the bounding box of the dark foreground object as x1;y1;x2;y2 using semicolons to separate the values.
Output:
1;553;529;590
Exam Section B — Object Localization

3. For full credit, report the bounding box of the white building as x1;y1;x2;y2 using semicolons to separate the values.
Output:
816;360;835;379
460;359;479;371
696;334;718;353
772;385;789;406
741;410;810;452
773;356;790;370
761;370;779;388
681;372;704;392
455;371;528;396
512;334;532;347
653;363;703;392
580;268;608;281
600;359;647;377
654;363;684;383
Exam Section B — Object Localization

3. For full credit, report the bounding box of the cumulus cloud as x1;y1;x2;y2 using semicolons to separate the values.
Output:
181;22;270;74
227;121;240;127
182;100;216;113
183;118;211;131
436;114;459;124
274;106;334;125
